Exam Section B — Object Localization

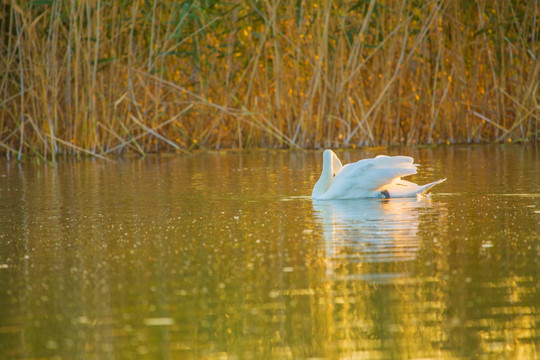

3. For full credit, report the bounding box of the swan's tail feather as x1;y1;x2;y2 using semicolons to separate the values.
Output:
419;178;446;194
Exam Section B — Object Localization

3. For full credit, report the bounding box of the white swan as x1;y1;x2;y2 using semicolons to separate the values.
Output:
312;149;446;200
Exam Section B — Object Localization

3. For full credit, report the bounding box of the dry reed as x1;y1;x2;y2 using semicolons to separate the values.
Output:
1;0;539;159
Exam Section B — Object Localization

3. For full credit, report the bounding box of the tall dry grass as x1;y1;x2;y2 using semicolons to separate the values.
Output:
1;0;539;159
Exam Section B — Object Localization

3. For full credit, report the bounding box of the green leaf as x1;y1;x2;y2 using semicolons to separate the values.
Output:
97;57;118;65
29;0;55;5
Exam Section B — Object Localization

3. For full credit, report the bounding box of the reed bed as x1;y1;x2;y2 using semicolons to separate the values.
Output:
1;0;539;158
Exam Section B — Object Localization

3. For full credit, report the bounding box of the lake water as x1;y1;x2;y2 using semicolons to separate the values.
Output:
0;145;539;359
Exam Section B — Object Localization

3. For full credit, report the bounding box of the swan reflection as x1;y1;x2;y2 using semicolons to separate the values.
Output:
313;198;431;277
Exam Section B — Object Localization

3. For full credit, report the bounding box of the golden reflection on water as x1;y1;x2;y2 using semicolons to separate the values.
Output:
313;198;427;269
0;146;539;359
308;198;441;359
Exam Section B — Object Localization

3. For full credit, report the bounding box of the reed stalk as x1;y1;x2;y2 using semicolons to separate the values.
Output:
0;0;538;158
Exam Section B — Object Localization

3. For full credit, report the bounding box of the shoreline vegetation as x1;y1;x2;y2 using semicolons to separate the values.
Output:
1;0;539;159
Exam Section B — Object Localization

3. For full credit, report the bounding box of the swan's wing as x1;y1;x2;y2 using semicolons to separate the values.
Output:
344;155;418;189
331;151;343;175
323;156;418;198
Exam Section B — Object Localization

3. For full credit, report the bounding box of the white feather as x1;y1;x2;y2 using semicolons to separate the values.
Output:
312;150;446;200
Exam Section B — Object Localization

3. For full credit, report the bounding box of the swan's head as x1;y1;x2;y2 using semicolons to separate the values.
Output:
312;149;342;199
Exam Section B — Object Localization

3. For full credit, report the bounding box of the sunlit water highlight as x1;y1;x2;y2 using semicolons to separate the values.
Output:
0;145;539;359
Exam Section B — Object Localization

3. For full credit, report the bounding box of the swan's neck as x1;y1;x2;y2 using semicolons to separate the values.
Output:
312;151;335;199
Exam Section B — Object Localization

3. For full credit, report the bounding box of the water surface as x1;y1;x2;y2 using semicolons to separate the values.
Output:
0;145;539;359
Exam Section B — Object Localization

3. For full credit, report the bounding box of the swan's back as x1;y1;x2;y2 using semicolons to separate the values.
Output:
320;155;418;199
